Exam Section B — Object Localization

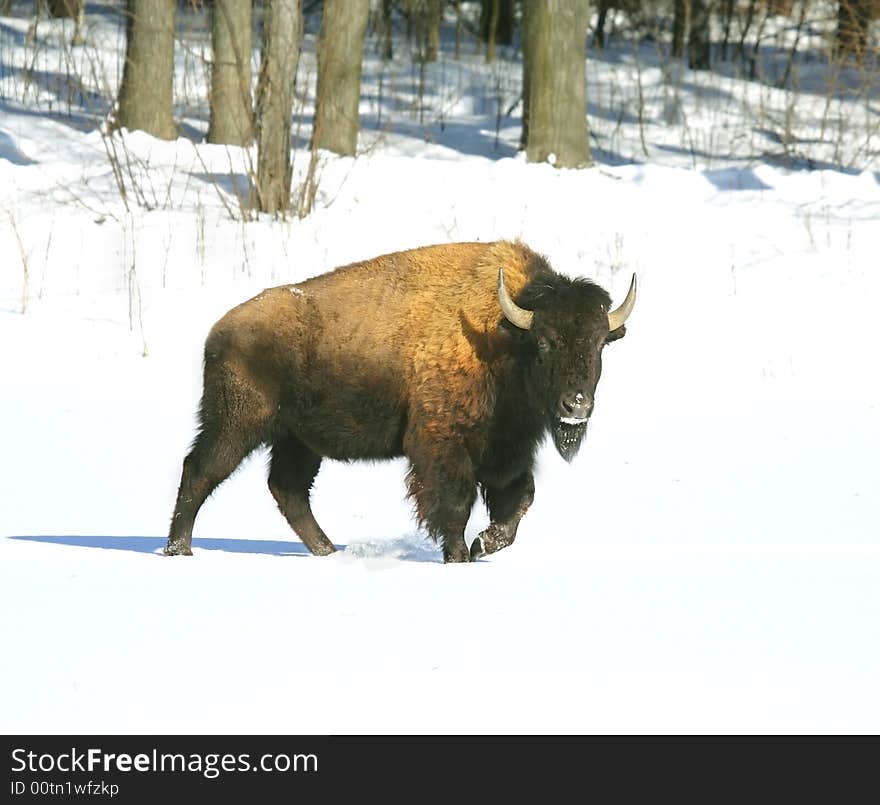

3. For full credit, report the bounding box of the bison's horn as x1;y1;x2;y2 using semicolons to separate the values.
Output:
497;268;533;330
608;273;637;331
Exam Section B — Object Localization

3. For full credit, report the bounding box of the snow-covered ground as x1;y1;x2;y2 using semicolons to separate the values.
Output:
1;5;878;734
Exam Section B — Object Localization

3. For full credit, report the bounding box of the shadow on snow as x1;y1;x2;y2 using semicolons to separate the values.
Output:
8;534;445;562
10;534;321;556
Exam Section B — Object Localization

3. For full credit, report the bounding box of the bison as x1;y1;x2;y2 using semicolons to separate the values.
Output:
166;240;636;563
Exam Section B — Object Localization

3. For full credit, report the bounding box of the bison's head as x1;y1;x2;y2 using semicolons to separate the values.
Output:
498;268;636;462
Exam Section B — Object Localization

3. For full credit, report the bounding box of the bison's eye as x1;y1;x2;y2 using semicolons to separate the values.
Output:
536;329;563;354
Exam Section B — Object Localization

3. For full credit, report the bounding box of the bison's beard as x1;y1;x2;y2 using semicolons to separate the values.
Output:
551;419;588;462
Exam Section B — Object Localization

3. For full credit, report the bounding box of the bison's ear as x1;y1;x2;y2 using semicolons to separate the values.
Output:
606;324;627;344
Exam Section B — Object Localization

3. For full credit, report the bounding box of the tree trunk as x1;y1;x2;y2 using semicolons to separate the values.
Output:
777;0;810;88
208;0;253;146
480;0;514;50
748;3;770;79
524;0;591;169
47;0;80;15
426;0;441;61
313;0;370;157
520;0;533;151
835;0;871;62
720;0;734;61
382;0;393;60
688;0;711;70
483;0;500;61
737;0;758;67
594;0;612;51
407;0;442;62
672;0;687;59
117;0;176;139
255;0;301;214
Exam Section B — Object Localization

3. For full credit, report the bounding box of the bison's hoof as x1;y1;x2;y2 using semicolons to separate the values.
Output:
163;541;193;556
443;543;471;563
478;524;514;556
469;537;485;561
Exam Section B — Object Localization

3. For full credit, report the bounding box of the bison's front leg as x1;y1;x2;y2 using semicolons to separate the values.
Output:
471;472;535;560
405;445;477;563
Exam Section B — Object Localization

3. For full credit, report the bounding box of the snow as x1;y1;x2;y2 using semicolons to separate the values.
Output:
1;4;879;734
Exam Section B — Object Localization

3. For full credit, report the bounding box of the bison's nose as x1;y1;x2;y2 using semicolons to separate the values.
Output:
559;390;593;422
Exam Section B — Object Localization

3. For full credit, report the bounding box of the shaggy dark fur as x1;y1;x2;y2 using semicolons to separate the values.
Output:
166;240;630;562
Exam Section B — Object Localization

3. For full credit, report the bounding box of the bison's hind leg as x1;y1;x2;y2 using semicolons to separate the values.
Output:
166;422;264;556
166;364;270;556
267;432;336;556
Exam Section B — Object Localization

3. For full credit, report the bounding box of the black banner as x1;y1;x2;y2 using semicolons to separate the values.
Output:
2;735;877;801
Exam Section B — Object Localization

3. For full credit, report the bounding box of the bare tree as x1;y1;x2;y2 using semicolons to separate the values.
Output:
312;0;370;157
47;0;81;18
672;0;688;59
835;0;872;62
594;0;612;50
520;0;533;151
425;0;442;62
720;0;735;61
524;0;591;169
27;0;85;46
117;0;177;140
255;0;302;214
407;0;442;62
688;0;711;70
208;0;253;146
736;0;759;67
375;0;393;60
778;0;811;88
481;0;514;61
